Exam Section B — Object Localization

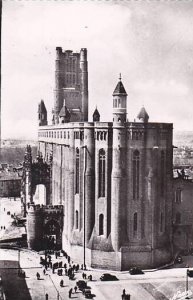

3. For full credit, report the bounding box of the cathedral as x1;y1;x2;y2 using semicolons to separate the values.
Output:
22;47;174;271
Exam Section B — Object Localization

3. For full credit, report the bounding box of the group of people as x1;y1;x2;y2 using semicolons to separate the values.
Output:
82;272;92;281
39;248;93;298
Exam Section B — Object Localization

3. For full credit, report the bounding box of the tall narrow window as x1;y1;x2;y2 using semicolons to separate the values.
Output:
133;150;140;200
133;212;137;237
99;214;104;235
75;148;80;194
160;212;163;232
176;212;181;224
75;210;79;229
161;151;165;196
176;188;182;203
98;149;106;197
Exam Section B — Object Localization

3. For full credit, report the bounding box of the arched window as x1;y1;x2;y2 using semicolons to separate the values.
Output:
133;150;140;200
160;151;165;196
99;214;104;235
98;149;106;197
75;148;80;194
176;212;181;224
133;212;137;237
75;210;79;229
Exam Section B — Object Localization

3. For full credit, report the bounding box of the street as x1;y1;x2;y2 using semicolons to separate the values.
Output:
0;248;193;300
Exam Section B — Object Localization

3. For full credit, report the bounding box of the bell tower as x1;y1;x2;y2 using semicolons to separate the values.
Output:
112;74;127;123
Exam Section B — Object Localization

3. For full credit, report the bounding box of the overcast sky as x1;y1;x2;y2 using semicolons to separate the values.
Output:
2;1;193;139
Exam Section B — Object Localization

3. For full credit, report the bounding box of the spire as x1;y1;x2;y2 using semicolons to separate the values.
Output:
113;74;127;96
38;100;47;126
137;106;149;123
93;106;100;122
38;100;47;114
59;99;71;123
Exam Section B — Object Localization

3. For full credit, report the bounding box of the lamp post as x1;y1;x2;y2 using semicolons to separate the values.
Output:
18;248;20;273
186;268;189;294
82;145;87;270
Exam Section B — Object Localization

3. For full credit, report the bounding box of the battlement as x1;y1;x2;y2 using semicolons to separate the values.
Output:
28;203;43;212
28;203;63;215
43;205;63;214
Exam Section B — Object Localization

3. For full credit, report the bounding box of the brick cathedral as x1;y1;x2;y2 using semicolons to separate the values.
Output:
22;47;174;270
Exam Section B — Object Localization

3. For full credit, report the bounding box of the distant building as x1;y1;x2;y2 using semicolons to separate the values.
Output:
0;171;21;198
22;47;174;271
173;176;193;251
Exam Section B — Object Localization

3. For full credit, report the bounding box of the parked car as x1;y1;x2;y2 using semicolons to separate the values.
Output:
129;267;144;275
76;280;87;291
83;289;93;299
82;287;91;295
175;255;183;264
100;273;118;281
187;269;193;277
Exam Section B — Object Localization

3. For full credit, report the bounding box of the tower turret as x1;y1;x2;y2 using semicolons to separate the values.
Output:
59;99;71;123
80;48;88;121
137;106;149;123
53;47;63;124
38;100;47;126
112;74;127;123
92;107;100;122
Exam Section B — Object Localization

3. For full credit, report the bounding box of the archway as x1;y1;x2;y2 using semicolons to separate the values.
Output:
43;219;61;250
33;184;46;205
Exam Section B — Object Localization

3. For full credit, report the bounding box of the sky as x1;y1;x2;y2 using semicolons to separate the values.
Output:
1;1;193;139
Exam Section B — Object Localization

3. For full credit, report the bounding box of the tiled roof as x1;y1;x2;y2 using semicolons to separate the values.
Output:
113;81;127;96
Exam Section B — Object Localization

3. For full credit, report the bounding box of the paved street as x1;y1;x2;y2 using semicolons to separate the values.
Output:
0;198;22;239
1;248;193;300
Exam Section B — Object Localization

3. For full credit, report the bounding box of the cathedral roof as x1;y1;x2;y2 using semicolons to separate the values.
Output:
137;106;149;122
113;75;127;96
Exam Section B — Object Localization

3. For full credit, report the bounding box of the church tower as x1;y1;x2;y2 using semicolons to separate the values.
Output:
112;74;127;123
53;47;88;124
111;76;127;254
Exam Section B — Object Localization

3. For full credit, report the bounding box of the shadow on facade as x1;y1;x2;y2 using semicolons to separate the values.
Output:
0;260;32;300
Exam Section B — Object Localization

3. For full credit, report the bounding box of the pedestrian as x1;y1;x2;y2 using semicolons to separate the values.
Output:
45;293;48;300
36;272;40;280
43;269;46;275
82;272;85;279
69;288;73;298
60;279;64;287
74;286;77;293
123;289;126;295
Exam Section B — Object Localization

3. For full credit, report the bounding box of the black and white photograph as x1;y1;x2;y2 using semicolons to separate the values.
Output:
1;1;193;299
